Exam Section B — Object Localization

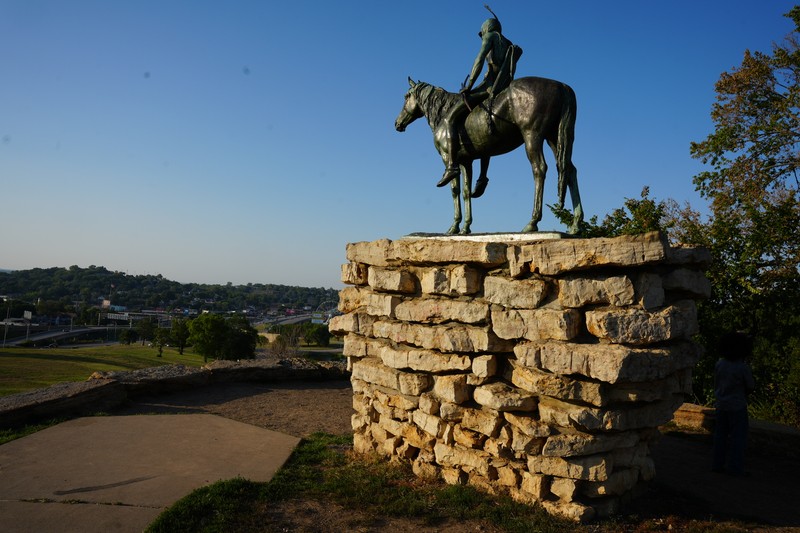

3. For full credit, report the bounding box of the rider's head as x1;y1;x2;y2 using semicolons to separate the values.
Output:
478;17;501;38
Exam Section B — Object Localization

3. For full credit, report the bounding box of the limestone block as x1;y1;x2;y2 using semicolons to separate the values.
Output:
503;412;553;437
586;300;698;345
441;467;468;485
412;409;445;438
412;460;440;480
461;406;502;437
346;239;392;266
342;335;385;358
390;238;507;266
633;272;665;310
328;312;358;336
492;308;581;341
602;394;685;431
582;468;639;497
541;500;596;523
528;453;612;481
419;392;440;415
341;262;369;285
351;413;369;432
550;477;579;501
338;286;401;317
351;358;400;390
662;268;712;299
419;265;481;295
353;432;376;454
666;244;712;267
368;266;416;293
483;276;548;309
496;465;521;487
467;472;499;494
453;425;486;449
542;432;640;458
394;298;489;325
379;343;472;373
508;231;668;277
538;397;605;431
606;372;686;404
378;415;436;450
372;320;513;353
373;387;419;412
520;471;548;500
439;402;465;423
434;442;492;477
398;372;432;396
511;363;606;406
433;374;471;404
509;426;546;455
472;355;498;378
524;340;701;384
558;275;634;308
473;382;537;412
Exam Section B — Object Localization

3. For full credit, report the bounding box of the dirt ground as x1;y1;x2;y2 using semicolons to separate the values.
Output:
112;381;800;532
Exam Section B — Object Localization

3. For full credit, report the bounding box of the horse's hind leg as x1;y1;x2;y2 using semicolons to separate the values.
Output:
522;135;547;233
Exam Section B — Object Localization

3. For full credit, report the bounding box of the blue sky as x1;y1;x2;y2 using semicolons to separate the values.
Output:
1;1;796;288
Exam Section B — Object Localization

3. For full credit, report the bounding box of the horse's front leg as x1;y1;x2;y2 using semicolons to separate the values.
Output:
460;163;473;234
447;174;461;235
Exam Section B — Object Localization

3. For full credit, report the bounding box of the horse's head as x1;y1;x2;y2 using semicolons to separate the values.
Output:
395;77;425;132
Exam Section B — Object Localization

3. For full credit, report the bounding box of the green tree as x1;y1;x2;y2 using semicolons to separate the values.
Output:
189;314;228;363
684;7;800;425
171;318;191;355
154;327;171;358
136;318;157;347
223;315;258;360
303;322;332;347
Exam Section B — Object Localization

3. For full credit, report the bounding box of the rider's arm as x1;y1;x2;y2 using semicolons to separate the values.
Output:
465;33;493;91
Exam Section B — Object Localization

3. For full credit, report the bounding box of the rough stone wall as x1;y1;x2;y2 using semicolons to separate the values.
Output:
329;232;710;522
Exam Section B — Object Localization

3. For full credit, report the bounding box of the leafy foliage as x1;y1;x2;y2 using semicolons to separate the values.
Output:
550;186;673;238
680;7;800;426
188;313;258;362
0;265;338;319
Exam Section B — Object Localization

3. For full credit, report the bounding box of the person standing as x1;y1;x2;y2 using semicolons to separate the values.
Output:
712;331;756;476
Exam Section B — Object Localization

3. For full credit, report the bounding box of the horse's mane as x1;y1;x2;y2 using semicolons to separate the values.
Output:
414;82;461;130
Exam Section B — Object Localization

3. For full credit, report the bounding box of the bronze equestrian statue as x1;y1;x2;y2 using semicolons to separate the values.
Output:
395;8;584;235
396;76;584;235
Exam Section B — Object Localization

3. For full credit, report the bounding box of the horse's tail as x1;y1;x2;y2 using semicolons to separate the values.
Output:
556;83;577;207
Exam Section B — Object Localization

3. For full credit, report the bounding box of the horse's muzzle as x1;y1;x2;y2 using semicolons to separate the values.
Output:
395;120;406;132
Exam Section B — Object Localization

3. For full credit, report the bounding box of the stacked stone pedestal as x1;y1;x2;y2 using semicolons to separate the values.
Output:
329;232;709;522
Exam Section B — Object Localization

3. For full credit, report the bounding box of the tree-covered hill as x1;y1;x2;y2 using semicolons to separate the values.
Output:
0;265;339;317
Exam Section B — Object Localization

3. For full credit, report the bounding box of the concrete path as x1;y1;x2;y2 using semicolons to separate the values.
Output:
0;415;300;533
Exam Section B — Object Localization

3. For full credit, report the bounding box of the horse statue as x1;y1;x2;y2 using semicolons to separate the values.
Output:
395;76;584;235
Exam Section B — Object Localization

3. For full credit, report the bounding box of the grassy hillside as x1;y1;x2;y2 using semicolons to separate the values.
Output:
0;344;205;397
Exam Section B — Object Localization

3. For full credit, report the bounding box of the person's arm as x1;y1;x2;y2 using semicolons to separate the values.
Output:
465;33;493;91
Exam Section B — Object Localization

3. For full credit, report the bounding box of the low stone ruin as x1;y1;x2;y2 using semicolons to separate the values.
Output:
329;232;710;521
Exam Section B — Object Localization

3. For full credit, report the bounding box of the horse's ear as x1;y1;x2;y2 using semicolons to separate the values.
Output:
408;76;415;88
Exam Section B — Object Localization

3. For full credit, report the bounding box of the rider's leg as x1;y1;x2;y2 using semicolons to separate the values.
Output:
437;101;469;187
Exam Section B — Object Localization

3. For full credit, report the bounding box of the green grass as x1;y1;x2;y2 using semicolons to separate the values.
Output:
146;433;572;533
0;344;205;397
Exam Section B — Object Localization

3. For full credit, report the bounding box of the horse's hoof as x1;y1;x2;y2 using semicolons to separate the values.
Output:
447;226;459;235
521;223;538;233
471;177;489;198
459;228;471;235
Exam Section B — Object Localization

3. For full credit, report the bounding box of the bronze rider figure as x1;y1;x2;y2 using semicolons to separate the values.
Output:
437;8;523;189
